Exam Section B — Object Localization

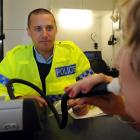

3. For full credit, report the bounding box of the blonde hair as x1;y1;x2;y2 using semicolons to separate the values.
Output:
119;0;140;77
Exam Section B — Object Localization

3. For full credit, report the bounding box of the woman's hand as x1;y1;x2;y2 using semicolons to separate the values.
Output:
65;74;112;98
71;94;126;116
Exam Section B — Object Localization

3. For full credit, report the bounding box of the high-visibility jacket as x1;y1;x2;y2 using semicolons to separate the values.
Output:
0;41;93;100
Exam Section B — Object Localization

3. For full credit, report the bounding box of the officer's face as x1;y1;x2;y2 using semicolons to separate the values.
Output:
27;13;57;56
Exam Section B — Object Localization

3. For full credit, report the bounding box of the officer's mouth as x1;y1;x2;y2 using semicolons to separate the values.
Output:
40;40;49;43
39;40;51;44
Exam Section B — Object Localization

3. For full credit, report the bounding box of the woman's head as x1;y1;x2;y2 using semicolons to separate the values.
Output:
116;0;140;122
119;0;140;78
123;0;140;77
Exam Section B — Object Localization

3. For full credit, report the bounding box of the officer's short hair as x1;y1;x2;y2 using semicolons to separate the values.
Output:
27;8;56;27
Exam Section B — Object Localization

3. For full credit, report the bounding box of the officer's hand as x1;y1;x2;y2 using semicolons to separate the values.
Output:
68;98;89;116
17;95;48;107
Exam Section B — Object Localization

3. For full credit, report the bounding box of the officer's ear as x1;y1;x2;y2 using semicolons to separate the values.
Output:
27;27;31;37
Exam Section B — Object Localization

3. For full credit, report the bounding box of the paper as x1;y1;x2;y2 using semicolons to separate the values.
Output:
48;100;106;119
68;106;106;119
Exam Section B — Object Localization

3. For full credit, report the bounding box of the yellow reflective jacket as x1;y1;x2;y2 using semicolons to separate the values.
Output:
0;41;93;99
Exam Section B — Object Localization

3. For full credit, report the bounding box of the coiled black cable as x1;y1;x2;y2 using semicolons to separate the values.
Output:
6;78;69;129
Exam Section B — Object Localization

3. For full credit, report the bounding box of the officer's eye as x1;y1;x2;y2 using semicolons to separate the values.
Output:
47;25;54;31
34;26;42;32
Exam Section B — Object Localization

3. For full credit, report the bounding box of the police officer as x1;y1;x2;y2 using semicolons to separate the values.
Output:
0;8;93;116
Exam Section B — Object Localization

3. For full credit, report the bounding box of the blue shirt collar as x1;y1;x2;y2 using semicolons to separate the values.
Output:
34;47;53;64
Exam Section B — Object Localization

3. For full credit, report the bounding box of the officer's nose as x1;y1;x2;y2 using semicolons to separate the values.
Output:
42;29;48;37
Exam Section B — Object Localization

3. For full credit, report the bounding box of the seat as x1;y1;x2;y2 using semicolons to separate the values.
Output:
84;51;109;74
89;59;109;74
